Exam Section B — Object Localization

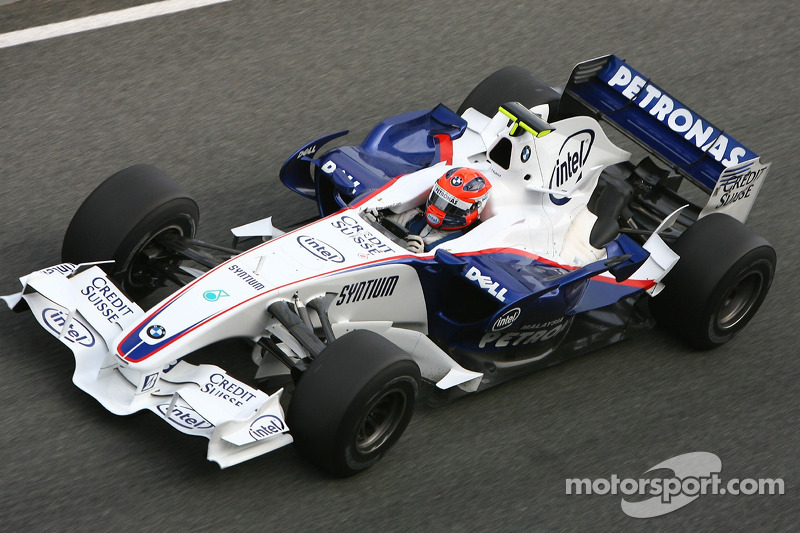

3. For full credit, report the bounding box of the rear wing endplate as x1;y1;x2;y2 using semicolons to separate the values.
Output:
559;55;765;194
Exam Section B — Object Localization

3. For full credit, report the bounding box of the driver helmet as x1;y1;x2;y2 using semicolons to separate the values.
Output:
425;167;492;231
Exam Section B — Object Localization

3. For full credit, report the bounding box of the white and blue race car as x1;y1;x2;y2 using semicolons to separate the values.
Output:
3;55;775;476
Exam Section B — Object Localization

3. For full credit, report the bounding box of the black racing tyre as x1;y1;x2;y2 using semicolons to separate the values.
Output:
61;164;199;300
650;213;776;350
457;66;561;120
288;330;420;477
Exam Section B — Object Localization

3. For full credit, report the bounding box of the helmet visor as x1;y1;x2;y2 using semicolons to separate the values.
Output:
428;182;472;215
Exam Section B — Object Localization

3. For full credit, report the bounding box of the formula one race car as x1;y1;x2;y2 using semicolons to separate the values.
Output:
3;55;775;476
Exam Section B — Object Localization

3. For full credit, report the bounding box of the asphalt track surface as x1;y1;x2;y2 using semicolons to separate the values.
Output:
0;1;798;531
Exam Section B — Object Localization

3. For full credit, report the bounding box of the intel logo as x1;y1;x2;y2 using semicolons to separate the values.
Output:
426;213;441;225
492;307;521;331
297;235;345;263
41;308;96;347
157;403;214;430
549;129;595;205
249;414;286;440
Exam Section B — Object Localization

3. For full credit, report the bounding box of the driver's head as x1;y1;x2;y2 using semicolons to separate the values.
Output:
425;167;491;230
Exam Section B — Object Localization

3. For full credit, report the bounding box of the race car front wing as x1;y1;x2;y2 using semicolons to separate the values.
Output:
2;263;291;468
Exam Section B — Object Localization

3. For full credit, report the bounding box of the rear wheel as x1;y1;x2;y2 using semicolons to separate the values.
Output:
288;330;420;477
650;213;776;349
457;66;561;120
61;164;199;300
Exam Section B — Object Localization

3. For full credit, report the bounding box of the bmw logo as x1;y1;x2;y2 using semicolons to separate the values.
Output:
147;325;166;339
450;175;463;187
521;145;531;163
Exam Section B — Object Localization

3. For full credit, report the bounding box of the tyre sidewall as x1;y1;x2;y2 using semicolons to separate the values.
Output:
110;198;198;290
288;330;420;477
336;366;418;474
700;250;775;347
651;213;776;349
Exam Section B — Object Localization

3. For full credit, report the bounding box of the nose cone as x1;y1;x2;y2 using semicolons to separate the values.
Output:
116;260;272;364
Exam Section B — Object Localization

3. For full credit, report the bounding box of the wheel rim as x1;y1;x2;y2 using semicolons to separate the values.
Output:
355;387;408;455
716;270;764;330
124;224;187;291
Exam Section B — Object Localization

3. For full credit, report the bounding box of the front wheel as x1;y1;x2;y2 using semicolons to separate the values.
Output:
61;164;199;300
650;213;776;349
288;330;420;477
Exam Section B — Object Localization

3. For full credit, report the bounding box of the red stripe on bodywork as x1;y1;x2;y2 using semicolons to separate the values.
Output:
435;134;453;165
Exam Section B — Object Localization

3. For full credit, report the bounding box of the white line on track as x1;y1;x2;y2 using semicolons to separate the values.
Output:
0;0;235;49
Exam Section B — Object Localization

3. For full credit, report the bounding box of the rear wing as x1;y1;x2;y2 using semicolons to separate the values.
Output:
559;55;768;199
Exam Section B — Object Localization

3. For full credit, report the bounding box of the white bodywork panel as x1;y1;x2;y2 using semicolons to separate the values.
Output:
445;108;632;264
231;216;284;240
330;321;482;392
633;206;686;296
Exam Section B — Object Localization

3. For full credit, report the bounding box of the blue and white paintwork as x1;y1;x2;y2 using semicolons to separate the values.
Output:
7;56;764;468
